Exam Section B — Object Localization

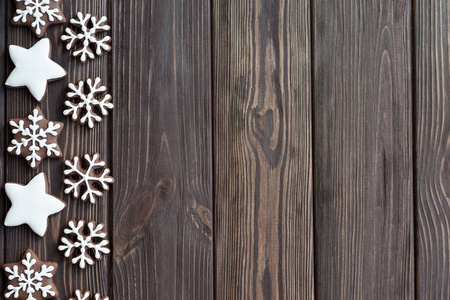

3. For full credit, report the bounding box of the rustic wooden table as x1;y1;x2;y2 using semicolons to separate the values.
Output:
0;0;448;299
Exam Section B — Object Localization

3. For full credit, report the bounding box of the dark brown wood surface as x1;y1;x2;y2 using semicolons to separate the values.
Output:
312;0;414;299
213;0;314;299
0;0;449;299
414;0;450;298
110;0;213;299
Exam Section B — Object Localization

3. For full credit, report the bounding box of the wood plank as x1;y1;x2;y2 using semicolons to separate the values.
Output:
414;1;450;298
213;0;314;298
4;0;110;298
313;1;414;298
110;1;213;299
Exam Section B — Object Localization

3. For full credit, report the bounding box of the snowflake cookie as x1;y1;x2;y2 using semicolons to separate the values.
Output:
64;77;114;128
5;38;67;101
4;173;66;237
64;153;114;204
8;106;64;169
62;12;111;63
11;0;66;38
59;220;111;269
3;248;59;300
69;289;109;300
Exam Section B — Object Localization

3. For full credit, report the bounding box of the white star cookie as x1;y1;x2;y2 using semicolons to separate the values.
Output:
5;38;66;102
4;173;66;237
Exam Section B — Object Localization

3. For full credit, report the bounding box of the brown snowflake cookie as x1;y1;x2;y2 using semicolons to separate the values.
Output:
7;106;64;169
62;12;111;63
64;77;114;128
69;289;109;300
58;220;111;269
3;248;58;300
64;153;114;204
11;0;66;38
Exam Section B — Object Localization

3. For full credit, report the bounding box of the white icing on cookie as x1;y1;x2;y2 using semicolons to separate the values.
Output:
69;289;110;300
12;0;65;37
8;107;63;169
62;12;111;62
59;220;110;269
64;77;114;128
71;290;91;300
3;249;58;300
5;38;66;101
4;173;66;237
5;250;57;300
64;153;114;204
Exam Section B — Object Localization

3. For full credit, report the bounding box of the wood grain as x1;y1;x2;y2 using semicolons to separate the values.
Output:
213;0;314;298
3;0;449;299
414;1;450;298
313;1;414;299
4;0;111;298
110;1;213;299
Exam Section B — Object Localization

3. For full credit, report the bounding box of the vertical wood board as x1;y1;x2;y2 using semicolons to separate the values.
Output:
414;1;450;298
313;1;414;298
213;0;314;298
111;0;213;299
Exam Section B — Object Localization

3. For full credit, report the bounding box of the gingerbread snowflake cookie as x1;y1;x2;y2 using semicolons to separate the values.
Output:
11;0;66;38
4;173;66;237
64;153;114;204
59;220;111;269
8;106;64;169
69;289;109;300
6;38;67;101
62;12;111;62
64;77;114;128
3;248;59;300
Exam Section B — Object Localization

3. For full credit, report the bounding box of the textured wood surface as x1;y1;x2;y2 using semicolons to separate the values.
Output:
111;1;213;299
414;0;450;298
1;0;450;299
213;0;314;299
313;0;414;299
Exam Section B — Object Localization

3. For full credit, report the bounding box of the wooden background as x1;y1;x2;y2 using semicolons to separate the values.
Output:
0;0;449;299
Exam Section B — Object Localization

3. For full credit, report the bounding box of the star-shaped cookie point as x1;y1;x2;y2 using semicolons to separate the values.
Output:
5;173;66;237
11;0;66;38
8;106;64;169
3;248;59;300
5;38;67;102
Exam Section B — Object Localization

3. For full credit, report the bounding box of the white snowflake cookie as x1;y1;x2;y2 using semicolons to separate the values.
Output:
11;0;66;38
8;106;64;169
64;77;114;128
69;289;109;300
5;38;67;101
59;220;111;269
4;173;66;237
2;248;59;300
64;153;114;204
62;12;111;63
